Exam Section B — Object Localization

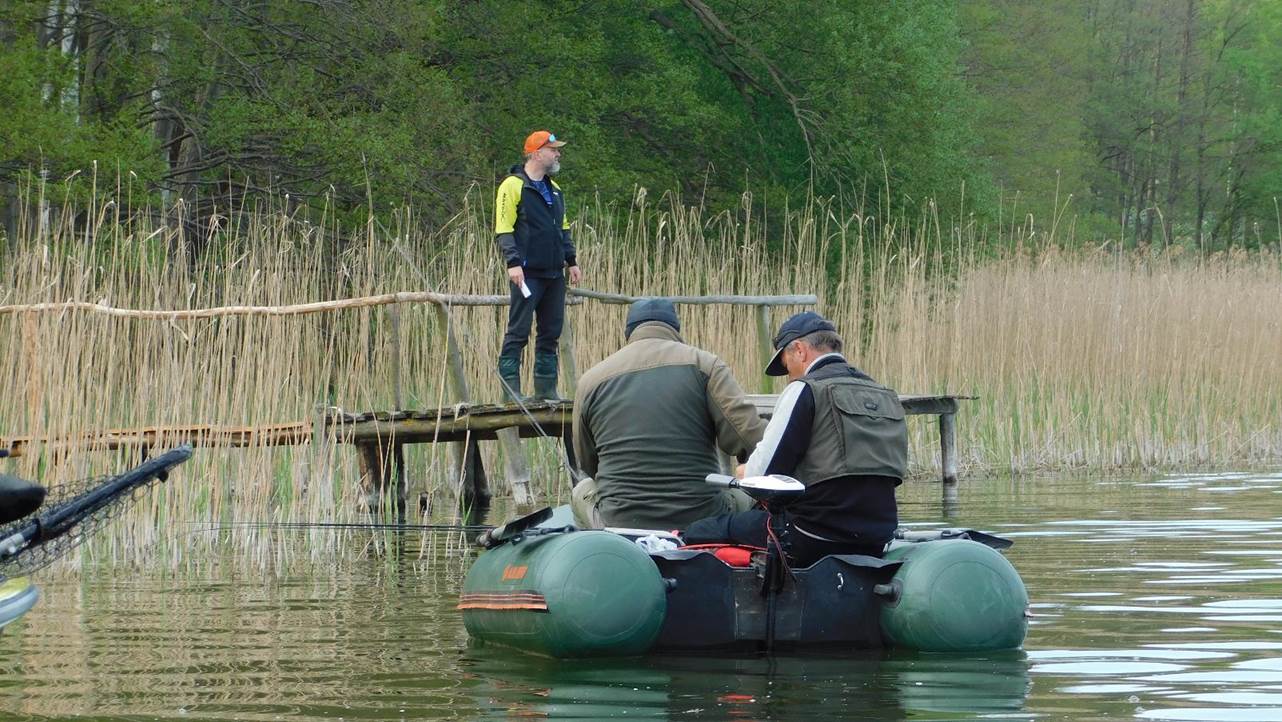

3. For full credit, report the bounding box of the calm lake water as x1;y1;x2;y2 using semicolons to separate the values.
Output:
3;470;1282;721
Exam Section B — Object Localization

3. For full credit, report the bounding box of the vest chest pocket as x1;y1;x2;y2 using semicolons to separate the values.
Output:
827;385;909;479
832;387;905;421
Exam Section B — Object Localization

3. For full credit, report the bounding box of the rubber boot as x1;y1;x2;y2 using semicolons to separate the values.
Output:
497;354;526;404
532;352;566;402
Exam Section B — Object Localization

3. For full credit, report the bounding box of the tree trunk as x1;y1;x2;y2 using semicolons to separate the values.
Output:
1;181;18;246
1165;0;1196;241
1141;30;1164;246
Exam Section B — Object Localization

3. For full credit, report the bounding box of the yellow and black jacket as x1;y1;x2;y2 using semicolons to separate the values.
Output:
494;166;575;277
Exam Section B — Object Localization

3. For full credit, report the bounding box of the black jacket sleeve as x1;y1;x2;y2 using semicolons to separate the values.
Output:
496;233;521;268
562;229;576;268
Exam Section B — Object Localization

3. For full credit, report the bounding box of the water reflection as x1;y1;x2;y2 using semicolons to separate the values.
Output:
461;647;1032;720
997;468;1282;721
3;467;1282;719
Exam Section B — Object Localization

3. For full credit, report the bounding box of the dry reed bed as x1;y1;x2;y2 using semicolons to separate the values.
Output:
1;187;1280;570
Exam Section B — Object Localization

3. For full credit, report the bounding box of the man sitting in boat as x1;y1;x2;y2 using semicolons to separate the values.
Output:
684;311;908;566
571;299;765;530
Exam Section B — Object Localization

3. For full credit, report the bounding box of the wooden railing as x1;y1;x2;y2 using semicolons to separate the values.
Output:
0;287;818;397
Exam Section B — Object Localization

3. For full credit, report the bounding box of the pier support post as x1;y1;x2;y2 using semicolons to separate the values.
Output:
458;436;492;525
939;412;958;485
357;440;406;520
562;422;579;475
498;429;533;507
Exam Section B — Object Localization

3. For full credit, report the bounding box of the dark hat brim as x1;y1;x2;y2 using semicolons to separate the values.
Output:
765;345;788;376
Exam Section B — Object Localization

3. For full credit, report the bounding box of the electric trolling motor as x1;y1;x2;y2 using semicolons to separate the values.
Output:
705;472;805;652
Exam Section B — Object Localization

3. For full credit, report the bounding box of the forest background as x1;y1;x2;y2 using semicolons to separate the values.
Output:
2;0;1281;248
0;0;1280;521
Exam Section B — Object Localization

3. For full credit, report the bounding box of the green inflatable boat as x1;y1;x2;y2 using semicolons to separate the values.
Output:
461;475;1029;658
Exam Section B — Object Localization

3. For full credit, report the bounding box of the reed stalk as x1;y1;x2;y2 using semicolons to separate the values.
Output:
1;182;1280;570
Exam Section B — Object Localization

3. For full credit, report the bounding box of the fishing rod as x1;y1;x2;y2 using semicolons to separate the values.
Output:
187;513;569;552
189;520;494;534
194;510;567;552
494;372;583;486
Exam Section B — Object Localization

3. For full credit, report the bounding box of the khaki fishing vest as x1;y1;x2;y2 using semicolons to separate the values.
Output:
792;365;909;486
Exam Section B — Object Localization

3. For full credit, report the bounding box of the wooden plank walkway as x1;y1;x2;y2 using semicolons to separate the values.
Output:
0;402;572;457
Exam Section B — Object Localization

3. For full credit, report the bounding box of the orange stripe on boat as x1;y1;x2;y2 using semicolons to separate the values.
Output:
457;592;549;612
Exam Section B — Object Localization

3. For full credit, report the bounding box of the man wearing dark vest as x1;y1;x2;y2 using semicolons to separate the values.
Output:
494;130;584;402
684;311;908;566
571;299;766;530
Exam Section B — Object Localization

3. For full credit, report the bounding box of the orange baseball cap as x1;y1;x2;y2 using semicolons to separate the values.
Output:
523;130;566;154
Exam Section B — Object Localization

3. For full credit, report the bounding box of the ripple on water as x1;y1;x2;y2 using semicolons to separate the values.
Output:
1032;662;1189;675
1137;708;1282;721
1029;650;1234;662
1135;671;1282;684
1060;683;1168;694
1184;692;1282;704
1151;642;1282;651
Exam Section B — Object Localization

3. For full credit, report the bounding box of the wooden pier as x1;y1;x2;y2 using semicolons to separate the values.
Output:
0;285;973;518
0;394;971;517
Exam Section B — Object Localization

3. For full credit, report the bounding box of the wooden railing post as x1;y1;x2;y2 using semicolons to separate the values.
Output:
433;303;469;402
559;303;579;397
755;303;774;393
388;304;403;410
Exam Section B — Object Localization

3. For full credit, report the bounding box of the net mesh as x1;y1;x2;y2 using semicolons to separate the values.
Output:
0;473;162;581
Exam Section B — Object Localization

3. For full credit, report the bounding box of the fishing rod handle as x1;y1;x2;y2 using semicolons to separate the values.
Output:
0;531;27;559
475;528;501;549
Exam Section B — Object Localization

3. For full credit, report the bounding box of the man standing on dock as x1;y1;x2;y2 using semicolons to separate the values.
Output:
684;311;908;566
495;130;583;402
571;299;765;530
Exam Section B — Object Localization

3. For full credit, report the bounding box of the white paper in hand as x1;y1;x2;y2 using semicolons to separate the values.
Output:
519;281;532;298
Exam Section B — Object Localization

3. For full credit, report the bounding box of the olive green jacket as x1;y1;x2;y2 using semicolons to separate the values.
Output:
572;323;766;529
